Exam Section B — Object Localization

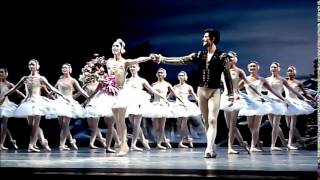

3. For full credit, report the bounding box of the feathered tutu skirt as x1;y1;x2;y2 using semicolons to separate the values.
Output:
171;100;201;118
142;100;176;118
238;94;273;116
285;97;315;115
85;92;115;118
14;95;57;118
122;88;152;116
51;96;86;118
0;99;18;118
220;92;260;112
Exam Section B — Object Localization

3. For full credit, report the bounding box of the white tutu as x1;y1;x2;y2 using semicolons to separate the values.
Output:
14;95;57;119
51;97;86;118
111;88;130;108
123;87;152;115
0;99;18;118
238;95;273;116
85;92;115;118
264;96;287;115
285;98;315;115
142;100;176;118
264;95;306;116
171;100;201;118
283;83;316;115
220;92;260;112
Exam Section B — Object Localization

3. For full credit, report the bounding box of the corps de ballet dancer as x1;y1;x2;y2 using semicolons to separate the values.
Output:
52;63;89;150
169;71;201;148
284;65;316;150
0;68;25;150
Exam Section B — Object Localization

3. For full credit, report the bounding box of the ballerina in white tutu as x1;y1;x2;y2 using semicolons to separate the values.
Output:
169;71;200;148
1;59;69;152
0;68;25;150
52;63;89;150
266;62;304;151
125;63;166;151
284;66;316;150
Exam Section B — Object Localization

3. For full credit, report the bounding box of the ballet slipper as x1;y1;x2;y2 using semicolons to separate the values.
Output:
106;148;116;153
203;150;217;158
178;142;189;148
59;145;70;151
164;138;172;149
240;141;250;154
0;145;8;150
41;139;51;151
227;149;239;154
156;144;166;150
98;138;107;147
270;146;282;151
130;146;143;152
187;137;193;148
116;144;129;157
250;147;262;152
70;139;78;150
287;145;298;150
89;143;98;149
28;144;40;152
141;139;151;150
10;139;18;150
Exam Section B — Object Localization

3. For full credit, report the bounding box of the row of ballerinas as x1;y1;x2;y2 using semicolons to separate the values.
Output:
0;40;202;153
0;51;316;155
219;51;316;154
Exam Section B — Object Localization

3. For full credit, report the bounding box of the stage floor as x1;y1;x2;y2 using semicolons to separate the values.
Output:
0;147;317;179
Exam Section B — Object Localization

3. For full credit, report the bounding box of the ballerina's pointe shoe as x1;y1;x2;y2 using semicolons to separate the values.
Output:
10;139;18;150
70;139;78;150
187;138;193;148
59;145;70;151
270;146;282;151
256;141;265;152
203;151;217;158
98;138;107;147
287;145;298;150
250;147;262;152
240;142;250;154
0;145;8;150
28;144;40;152
106;148;116;153
41;139;51;151
130;146;143;152
227;149;239;154
141;139;151;150
116;145;129;157
156;144;166;150
164;138;172;149
178;142;189;148
89;143;98;149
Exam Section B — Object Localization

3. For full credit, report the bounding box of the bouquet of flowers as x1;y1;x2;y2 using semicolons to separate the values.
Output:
99;75;118;96
79;55;107;85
